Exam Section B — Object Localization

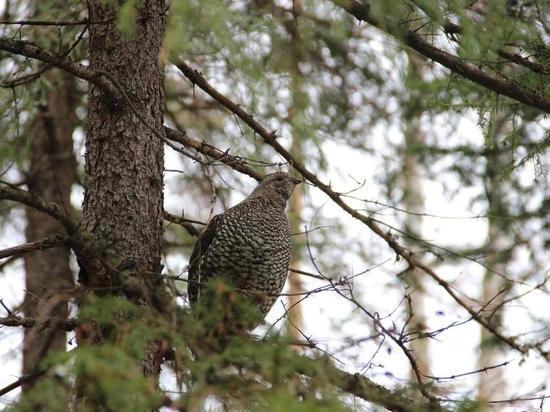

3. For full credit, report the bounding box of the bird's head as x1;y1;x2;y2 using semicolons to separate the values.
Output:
248;172;302;207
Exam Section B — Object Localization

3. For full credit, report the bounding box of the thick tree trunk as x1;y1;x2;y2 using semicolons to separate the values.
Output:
402;53;431;380
82;0;166;378
23;71;77;389
84;0;165;279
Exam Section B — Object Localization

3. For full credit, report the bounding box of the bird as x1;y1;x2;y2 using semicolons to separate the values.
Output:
187;172;301;329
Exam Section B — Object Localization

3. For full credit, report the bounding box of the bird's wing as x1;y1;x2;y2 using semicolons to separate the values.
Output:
188;213;223;302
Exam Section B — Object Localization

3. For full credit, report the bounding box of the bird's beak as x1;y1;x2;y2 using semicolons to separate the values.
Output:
291;177;302;185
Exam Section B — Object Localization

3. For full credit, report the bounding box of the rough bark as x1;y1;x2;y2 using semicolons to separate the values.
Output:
22;71;77;389
401;53;431;380
83;0;165;278
82;0;166;378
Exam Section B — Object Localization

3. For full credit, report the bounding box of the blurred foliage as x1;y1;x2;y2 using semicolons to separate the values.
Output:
10;293;353;411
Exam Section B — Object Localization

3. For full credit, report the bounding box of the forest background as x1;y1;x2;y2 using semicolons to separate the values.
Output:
0;0;548;411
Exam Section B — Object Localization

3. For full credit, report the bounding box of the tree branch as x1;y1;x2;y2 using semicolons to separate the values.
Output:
173;61;545;359
0;314;78;330
0;185;120;282
0;185;79;235
163;211;202;237
0;234;68;259
164;127;263;181
0;370;47;398
328;0;550;113
497;50;550;76
326;365;447;411
226;348;449;411
0;38;120;98
0;18;99;26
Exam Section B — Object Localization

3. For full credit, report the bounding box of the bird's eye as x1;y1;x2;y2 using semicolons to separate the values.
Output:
276;176;284;181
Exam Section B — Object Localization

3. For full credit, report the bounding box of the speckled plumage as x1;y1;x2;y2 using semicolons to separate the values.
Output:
188;172;301;319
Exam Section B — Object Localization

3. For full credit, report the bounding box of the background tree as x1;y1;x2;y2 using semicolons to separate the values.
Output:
21;68;77;391
400;52;431;380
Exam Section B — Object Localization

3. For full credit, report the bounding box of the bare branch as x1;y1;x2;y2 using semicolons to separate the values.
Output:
1;21;89;88
0;38;120;98
163;211;202;237
323;364;448;412
0;18;105;26
164;127;263;181
0;370;47;398
0;234;68;259
0;255;17;271
497;50;550;76
0;185;79;235
0;185;121;282
0;314;78;330
422;361;511;381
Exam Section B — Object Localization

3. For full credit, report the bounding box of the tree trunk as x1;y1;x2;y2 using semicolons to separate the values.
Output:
286;145;305;341
285;0;306;342
402;53;431;380
23;71;77;389
81;0;166;378
477;113;512;408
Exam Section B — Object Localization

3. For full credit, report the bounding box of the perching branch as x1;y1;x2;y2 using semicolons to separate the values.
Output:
173;60;546;359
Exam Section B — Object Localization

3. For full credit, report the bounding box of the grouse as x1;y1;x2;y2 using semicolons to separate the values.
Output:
188;172;301;324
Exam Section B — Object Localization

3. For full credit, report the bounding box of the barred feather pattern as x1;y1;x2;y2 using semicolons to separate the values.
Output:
188;172;299;317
